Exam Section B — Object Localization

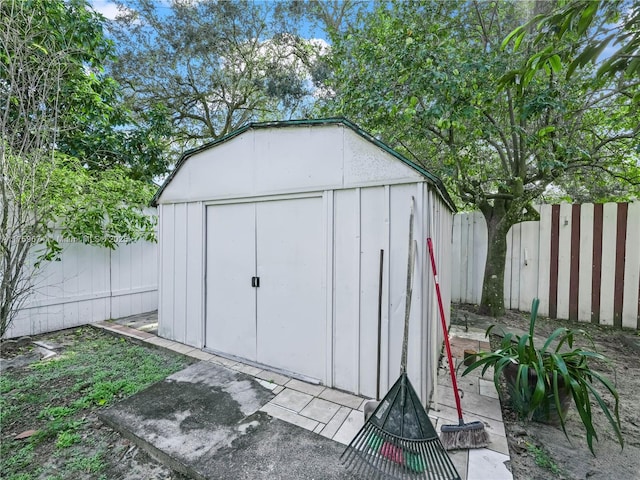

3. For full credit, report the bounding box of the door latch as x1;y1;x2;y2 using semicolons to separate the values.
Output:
251;276;260;287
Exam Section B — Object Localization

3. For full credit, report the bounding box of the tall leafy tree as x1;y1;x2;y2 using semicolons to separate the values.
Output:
326;0;638;316
503;0;640;82
0;0;158;337
109;0;330;148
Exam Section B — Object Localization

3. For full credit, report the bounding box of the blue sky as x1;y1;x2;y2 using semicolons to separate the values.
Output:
90;0;329;40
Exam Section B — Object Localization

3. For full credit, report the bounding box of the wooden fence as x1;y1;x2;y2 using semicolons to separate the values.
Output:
452;202;640;329
4;239;158;339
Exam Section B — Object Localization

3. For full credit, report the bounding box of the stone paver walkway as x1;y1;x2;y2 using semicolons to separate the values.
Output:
95;311;512;480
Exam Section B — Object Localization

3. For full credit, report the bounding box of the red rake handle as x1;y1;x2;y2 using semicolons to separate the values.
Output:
427;237;464;424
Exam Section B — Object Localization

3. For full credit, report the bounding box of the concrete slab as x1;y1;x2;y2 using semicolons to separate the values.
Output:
332;409;364;445
255;379;278;391
467;448;512;480
254;370;290;386
285;378;326;397
479;378;500;399
271;388;313;412
448;449;469;480
196;413;353;480
436;385;504;421
185;350;216;362
260;402;319;431
300;398;341;423
486;432;510;456
99;361;354;479
319;406;351;440
318;388;364;409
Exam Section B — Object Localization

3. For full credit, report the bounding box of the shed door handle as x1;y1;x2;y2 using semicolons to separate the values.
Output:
251;276;260;288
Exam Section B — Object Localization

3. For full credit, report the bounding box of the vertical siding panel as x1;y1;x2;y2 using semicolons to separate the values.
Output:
131;242;144;313
473;211;487;305
556;203;573;320
518;221;539;312
185;203;204;347
451;214;462;302
110;242;121;318
537;205;553;317
48;249;65;328
591;204;604;324
381;185;391;396
359;187;386;398
425;189;440;402
613;203;628;327
173;203;188;343
387;185;415;388
599;203;618;325
578;204;594;322
413;184;426;401
47;304;64;333
460;214;470;302
332;189;359;393
569;204;581;321
504;223;514;309
159;204;176;339
512;224;522;310
548;205;561;318
324;190;334;388
97;246;110;321
110;243;121;318
64;243;79;324
622;202;640;329
141;240;158;312
469;213;478;303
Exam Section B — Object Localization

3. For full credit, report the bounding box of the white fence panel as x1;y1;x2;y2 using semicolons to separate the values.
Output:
4;238;158;339
451;211;485;305
453;202;639;329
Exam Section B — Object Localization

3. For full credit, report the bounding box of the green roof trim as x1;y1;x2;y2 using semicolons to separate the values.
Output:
151;117;456;212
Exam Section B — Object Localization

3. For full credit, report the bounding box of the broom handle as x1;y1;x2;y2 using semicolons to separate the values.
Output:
427;237;465;423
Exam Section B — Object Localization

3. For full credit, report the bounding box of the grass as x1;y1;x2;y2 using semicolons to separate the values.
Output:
526;442;563;475
0;327;191;480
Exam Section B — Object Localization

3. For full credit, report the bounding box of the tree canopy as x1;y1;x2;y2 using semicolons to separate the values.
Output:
0;0;159;336
109;0;330;149
325;0;638;315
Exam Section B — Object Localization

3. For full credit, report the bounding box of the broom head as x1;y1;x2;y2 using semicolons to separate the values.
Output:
440;420;490;450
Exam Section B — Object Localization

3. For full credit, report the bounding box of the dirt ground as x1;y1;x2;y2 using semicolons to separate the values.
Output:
0;327;191;480
454;304;640;480
3;314;639;480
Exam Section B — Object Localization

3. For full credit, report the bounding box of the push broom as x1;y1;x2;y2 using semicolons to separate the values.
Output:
427;237;489;450
341;199;461;480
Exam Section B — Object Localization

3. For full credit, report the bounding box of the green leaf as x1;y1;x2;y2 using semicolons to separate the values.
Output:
513;30;526;51
548;54;562;73
31;42;48;54
577;2;598;35
537;126;556;138
502;26;524;51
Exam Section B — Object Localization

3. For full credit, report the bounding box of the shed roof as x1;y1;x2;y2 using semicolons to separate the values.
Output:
152;117;456;211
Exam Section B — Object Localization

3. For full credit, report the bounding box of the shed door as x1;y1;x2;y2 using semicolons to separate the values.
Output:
205;203;257;361
256;198;324;380
205;197;325;382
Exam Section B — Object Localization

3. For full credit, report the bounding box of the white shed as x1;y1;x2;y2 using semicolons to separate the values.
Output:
152;118;456;403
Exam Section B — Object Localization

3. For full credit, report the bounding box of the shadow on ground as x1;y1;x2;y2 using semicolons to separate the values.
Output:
99;362;353;479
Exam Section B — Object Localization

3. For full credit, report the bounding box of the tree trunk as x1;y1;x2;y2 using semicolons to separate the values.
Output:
479;205;513;317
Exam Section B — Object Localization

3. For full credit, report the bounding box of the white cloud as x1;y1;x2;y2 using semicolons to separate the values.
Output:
90;0;120;20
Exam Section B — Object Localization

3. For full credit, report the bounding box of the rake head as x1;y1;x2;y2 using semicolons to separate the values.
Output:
341;373;461;480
